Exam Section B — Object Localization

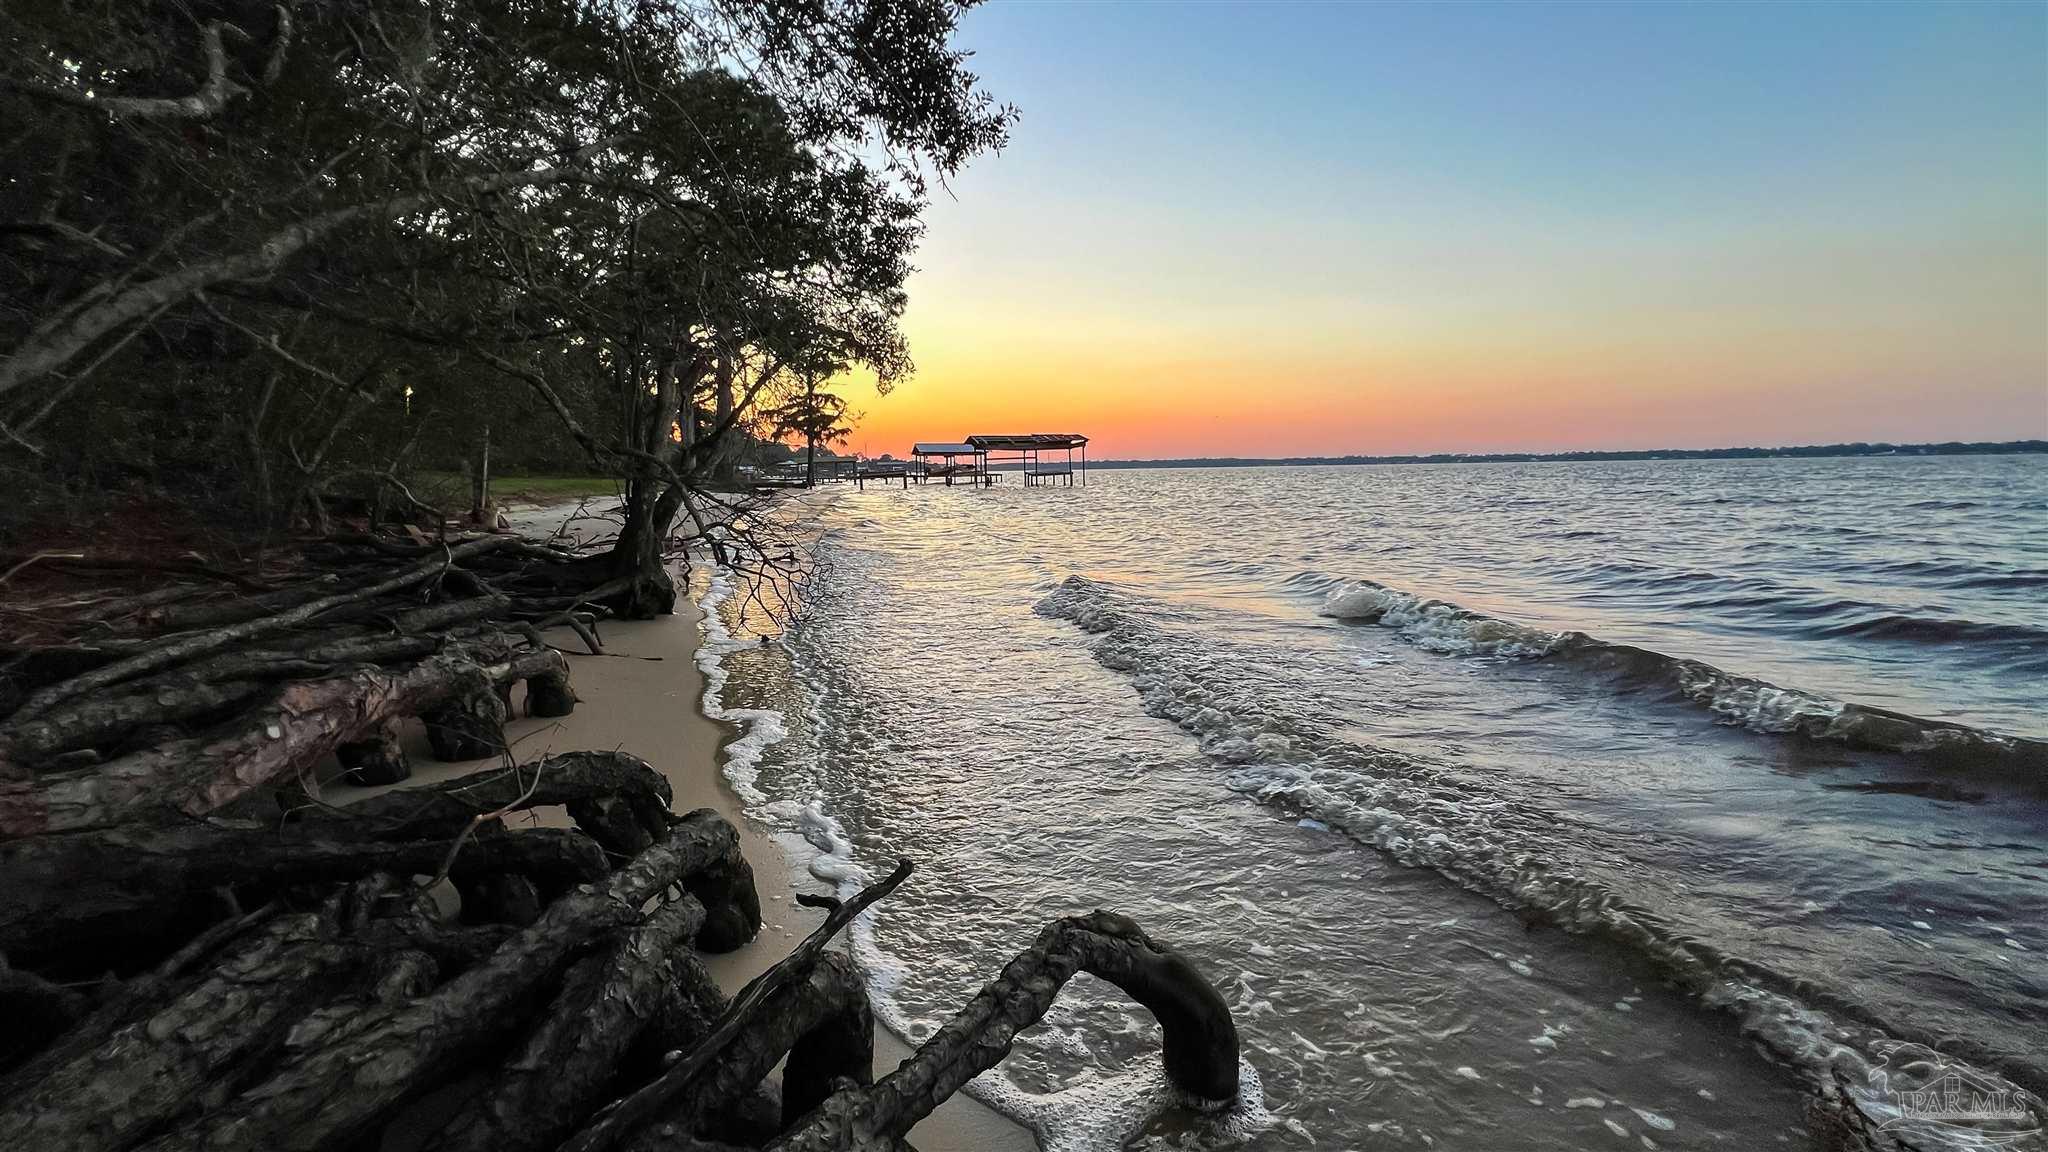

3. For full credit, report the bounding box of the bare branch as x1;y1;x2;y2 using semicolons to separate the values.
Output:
2;22;249;121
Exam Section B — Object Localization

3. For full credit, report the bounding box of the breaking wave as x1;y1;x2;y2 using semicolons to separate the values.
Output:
1038;574;2048;1140
1313;577;2048;781
701;569;1287;1152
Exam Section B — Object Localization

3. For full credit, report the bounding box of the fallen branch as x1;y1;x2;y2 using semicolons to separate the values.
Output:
296;752;673;844
3;535;515;724
0;634;565;836
0;910;355;1152
428;894;709;1152
138;815;745;1152
0;902;280;1096
560;860;912;1152
0;823;607;961
631;951;873;1147
770;910;1242;1152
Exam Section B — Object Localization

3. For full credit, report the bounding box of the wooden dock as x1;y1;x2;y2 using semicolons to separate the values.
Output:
890;434;1088;488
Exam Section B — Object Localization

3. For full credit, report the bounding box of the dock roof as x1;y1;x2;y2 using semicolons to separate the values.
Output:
966;433;1089;451
912;442;978;456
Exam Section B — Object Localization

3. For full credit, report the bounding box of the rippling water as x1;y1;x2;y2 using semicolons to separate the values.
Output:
701;455;2048;1151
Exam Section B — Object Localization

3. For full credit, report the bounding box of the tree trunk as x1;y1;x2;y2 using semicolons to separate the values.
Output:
803;377;818;487
710;354;735;483
0;823;608;963
597;352;683;620
426;894;708;1152
0;636;566;837
604;497;678;619
136;816;747;1152
470;423;491;525
0;911;357;1152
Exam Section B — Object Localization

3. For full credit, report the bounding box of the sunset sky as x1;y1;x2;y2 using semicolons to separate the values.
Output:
841;1;2047;461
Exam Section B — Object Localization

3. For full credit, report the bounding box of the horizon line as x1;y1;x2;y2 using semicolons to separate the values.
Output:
1070;438;2046;467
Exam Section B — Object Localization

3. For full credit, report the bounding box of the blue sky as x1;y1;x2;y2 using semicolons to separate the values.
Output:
862;1;2048;457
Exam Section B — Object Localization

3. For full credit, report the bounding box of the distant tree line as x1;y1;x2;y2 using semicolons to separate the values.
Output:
1088;440;2048;470
0;0;1010;613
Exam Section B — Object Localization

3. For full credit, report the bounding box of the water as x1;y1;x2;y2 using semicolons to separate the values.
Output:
699;455;2048;1151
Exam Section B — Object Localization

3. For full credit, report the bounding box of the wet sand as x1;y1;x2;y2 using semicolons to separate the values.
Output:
354;584;1035;1151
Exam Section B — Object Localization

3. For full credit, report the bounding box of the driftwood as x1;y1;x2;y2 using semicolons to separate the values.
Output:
1;677;270;765
0;639;569;836
767;910;1242;1152
0;821;606;963
133;817;746;1152
4;535;517;723
0;754;672;964
562;863;1242;1152
2;793;1243;1152
0;902;282;1093
428;894;710;1152
0;532;1249;1152
625;952;873;1151
560;862;916;1152
0;910;357;1152
294;751;674;843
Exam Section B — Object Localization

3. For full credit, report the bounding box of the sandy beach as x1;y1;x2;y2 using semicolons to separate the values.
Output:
352;565;1035;1152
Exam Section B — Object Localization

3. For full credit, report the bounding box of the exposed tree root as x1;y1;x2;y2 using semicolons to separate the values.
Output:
0;533;1247;1152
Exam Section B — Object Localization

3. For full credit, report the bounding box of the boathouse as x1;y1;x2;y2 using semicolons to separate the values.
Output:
910;442;982;485
966;433;1088;486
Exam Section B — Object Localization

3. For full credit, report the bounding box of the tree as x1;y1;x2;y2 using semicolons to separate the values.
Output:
0;0;1012;614
767;378;856;486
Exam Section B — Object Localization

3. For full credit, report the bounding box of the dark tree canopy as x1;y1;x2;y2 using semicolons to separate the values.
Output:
0;0;1011;611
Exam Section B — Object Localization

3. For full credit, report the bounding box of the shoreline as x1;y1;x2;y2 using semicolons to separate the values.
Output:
498;569;1037;1152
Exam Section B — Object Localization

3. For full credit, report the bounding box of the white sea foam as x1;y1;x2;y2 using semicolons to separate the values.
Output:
699;565;1275;1151
698;567;914;1021
1038;574;2048;1136
1669;661;1845;734
693;570;786;807
1319;580;1565;658
1313;576;2044;771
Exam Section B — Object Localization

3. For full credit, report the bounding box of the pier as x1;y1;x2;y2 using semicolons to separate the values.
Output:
911;442;983;485
968;434;1088;486
850;433;1090;490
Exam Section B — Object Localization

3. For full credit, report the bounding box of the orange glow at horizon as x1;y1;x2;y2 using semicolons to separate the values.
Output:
837;301;2045;461
819;3;2045;462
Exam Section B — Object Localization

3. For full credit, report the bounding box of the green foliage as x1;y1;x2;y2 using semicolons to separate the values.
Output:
767;383;855;451
0;0;1011;543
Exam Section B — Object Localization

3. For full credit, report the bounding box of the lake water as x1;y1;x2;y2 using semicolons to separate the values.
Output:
700;455;2047;1151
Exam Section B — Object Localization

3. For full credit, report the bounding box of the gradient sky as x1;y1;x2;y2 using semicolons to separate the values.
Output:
842;1;2047;460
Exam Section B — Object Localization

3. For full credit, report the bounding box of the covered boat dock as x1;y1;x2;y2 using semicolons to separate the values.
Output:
967;433;1089;487
862;433;1089;489
910;442;984;485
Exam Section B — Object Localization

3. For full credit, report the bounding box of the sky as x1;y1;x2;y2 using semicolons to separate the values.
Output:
841;1;2047;461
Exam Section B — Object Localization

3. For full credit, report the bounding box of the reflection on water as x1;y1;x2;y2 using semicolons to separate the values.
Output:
703;456;2047;1151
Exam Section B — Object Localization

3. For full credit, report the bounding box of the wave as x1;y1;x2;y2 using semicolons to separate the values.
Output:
1038;574;2048;1139
1317;581;1569;658
1813;612;2048;648
700;568;1288;1152
1312;577;2048;781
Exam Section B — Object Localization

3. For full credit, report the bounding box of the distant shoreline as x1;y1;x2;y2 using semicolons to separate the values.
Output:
1083;439;2046;470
